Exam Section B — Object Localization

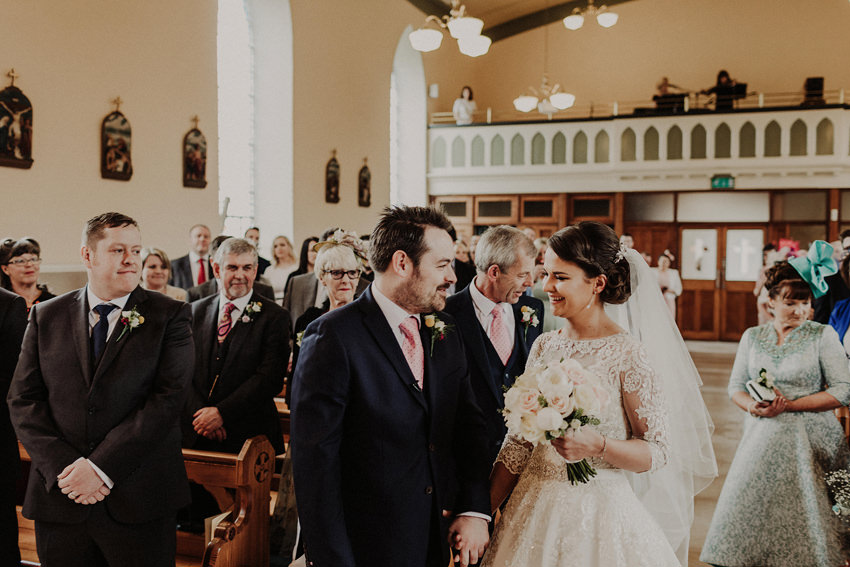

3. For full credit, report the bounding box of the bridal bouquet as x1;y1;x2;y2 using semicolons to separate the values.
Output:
502;358;609;484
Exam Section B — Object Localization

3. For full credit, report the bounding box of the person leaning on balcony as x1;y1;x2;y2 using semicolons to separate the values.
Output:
452;85;477;125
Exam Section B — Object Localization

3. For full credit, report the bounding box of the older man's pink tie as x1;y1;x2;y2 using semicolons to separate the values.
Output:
490;306;512;365
399;316;424;389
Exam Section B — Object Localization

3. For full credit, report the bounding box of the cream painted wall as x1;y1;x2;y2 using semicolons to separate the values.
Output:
425;0;850;118
0;1;219;268
289;0;424;245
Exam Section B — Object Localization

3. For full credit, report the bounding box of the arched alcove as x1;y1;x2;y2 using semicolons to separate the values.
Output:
715;123;731;158
451;136;465;167
790;119;807;156
621;128;636;161
816;118;834;155
644;127;659;161
739;122;756;158
765;121;781;157
531;133;545;164
691;125;707;159
667;126;682;160
573;131;588;163
552;132;567;164
595;131;609;163
491;135;505;165
470;135;485;166
511;134;525;165
431;137;446;168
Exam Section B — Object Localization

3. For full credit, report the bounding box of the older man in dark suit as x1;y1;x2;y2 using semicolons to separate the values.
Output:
292;206;491;567
444;225;544;465
183;237;290;455
0;288;26;567
8;212;194;567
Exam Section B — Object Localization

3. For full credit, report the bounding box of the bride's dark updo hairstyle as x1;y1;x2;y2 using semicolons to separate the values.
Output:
547;221;631;305
763;261;812;301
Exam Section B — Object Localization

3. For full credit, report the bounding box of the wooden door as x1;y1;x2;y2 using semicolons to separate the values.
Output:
679;225;763;340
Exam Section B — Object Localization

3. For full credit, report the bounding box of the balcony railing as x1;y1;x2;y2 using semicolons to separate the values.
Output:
427;97;850;196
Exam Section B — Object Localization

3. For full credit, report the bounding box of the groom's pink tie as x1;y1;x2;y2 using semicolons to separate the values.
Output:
490;305;512;365
399;316;424;389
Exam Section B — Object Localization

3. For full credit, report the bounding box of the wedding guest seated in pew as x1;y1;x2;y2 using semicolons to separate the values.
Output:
0;237;55;314
139;247;187;302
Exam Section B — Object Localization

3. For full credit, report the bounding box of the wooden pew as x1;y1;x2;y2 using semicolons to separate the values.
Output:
17;435;275;567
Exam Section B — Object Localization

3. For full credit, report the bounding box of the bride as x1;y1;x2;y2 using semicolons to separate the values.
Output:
481;222;717;567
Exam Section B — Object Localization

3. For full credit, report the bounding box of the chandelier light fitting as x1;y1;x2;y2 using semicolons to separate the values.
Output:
513;75;576;113
563;0;619;30
409;0;491;57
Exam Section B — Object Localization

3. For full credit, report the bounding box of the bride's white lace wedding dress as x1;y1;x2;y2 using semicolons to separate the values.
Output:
481;329;680;567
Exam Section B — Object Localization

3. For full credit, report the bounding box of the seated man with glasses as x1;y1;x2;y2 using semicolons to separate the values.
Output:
0;237;55;313
287;233;366;404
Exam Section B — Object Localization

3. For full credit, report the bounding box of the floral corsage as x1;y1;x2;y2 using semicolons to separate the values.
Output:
423;314;453;356
241;301;262;323
520;305;540;340
296;331;304;347
117;307;144;341
745;368;776;403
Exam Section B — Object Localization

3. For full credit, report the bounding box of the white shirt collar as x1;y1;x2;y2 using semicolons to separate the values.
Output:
189;250;209;263
86;285;132;313
218;288;254;318
372;282;419;346
469;277;514;335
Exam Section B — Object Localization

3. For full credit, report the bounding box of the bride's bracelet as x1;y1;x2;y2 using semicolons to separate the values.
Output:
597;435;607;459
747;401;760;418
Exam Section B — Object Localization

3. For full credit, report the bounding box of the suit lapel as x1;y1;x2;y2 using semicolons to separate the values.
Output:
359;290;427;411
420;321;439;413
196;297;219;391
91;286;148;388
219;307;254;378
455;289;502;404
512;302;531;359
70;289;94;385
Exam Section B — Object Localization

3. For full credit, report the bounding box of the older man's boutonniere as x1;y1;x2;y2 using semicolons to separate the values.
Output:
241;301;262;324
296;331;304;347
423;314;453;356
117;307;144;341
520;305;540;340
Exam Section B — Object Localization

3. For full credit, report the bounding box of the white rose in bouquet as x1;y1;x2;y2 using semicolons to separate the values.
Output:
573;384;602;415
519;415;547;444
535;406;566;434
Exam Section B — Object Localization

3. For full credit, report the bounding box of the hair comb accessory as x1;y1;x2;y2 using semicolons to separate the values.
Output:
788;240;837;299
614;245;626;263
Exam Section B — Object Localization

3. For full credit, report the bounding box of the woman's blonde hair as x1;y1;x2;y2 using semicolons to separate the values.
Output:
271;235;296;266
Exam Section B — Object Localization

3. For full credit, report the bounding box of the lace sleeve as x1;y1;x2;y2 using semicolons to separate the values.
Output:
620;340;670;472
494;434;533;475
526;331;552;369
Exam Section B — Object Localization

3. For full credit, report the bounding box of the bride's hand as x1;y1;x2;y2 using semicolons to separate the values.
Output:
551;429;604;462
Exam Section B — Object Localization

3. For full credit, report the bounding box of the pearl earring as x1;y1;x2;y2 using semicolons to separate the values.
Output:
585;291;596;310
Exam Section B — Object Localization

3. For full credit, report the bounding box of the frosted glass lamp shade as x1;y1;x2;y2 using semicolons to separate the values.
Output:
448;16;484;39
513;95;539;113
457;35;491;57
563;14;584;30
596;11;619;28
549;92;576;109
409;28;443;52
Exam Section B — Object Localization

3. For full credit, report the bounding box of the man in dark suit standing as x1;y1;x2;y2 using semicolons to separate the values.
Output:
183;237;290;455
444;225;544;464
0;288;26;567
292;206;492;567
170;223;212;290
8;212;194;567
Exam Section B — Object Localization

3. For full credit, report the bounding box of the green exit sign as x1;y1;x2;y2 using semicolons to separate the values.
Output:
711;174;735;189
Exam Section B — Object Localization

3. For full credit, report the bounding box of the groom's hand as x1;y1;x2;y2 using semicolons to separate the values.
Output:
448;516;489;566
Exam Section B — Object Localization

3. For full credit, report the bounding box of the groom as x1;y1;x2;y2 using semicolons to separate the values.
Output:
291;206;491;567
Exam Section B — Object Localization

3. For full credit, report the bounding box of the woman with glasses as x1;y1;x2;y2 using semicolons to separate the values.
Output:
0;238;54;313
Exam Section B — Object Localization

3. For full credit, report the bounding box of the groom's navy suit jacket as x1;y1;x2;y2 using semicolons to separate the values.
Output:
8;286;193;525
444;287;544;465
291;286;491;567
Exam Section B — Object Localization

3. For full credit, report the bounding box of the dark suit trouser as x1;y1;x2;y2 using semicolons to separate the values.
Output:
0;438;20;567
35;504;176;567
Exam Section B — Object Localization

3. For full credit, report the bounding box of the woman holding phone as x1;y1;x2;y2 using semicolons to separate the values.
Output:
701;246;850;567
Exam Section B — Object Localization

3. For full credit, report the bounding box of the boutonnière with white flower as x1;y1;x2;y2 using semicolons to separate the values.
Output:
423;314;454;356
117;307;144;341
241;301;262;324
519;305;540;340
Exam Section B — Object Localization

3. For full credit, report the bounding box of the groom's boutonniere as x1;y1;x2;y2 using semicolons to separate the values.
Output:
520;305;540;340
241;301;262;324
117;307;144;341
423;314;453;356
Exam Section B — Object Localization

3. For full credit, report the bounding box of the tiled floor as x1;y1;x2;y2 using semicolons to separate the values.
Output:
686;341;741;566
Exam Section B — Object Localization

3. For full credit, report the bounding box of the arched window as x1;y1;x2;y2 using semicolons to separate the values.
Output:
511;134;525;165
739;122;756;158
491;135;505;166
790;119;807;156
470;135;485;166
691;125;707;159
621;128;636;161
667;126;682;160
431;137;446;168
451;136;465;167
552;132;567;164
573;131;588;163
595;131;609;163
715;123;731;158
816;118;834;155
531;133;545;165
764;121;781;157
644;127;659;161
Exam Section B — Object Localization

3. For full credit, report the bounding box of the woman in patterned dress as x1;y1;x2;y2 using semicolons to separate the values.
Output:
701;259;850;567
482;222;706;567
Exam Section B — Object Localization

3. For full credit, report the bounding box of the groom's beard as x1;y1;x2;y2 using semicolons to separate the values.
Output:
400;275;450;314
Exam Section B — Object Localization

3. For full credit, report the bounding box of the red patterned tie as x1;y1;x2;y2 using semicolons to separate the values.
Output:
399;316;424;389
490;305;512;365
197;258;207;285
217;302;236;343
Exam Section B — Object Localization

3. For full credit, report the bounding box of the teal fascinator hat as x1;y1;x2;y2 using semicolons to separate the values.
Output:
788;240;838;299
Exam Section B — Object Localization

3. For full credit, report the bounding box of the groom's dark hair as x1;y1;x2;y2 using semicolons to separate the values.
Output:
369;206;452;273
83;212;138;248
